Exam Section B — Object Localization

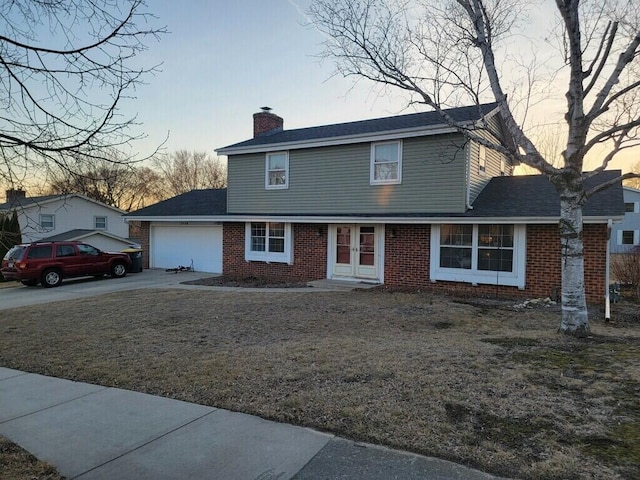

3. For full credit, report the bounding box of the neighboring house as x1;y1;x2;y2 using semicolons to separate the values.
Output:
127;104;624;303
124;189;227;273
0;190;134;252
610;186;640;254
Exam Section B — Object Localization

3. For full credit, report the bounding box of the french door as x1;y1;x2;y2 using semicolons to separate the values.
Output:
332;224;378;279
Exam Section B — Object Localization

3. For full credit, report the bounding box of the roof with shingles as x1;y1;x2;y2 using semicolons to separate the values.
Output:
0;193;125;213
467;170;624;218
0;194;61;210
218;103;500;152
126;189;227;217
123;173;622;220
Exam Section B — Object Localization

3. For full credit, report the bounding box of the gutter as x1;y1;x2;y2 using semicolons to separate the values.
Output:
216;125;465;155
122;214;623;225
605;219;612;321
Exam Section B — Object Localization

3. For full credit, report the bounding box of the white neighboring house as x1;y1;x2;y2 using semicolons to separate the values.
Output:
611;186;640;254
0;189;136;252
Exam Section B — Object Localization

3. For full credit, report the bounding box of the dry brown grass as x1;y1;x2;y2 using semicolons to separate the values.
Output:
0;288;639;479
0;435;63;479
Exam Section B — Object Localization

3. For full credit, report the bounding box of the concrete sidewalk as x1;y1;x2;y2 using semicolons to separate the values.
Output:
0;367;508;480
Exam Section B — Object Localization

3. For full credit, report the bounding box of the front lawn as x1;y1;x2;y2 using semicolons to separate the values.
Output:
0;288;638;479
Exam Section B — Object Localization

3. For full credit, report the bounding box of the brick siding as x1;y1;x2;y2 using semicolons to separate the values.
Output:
223;223;327;280
136;221;150;269
216;221;607;304
383;223;606;303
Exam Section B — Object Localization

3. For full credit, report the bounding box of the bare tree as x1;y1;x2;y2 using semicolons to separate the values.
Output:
152;150;227;198
308;0;640;336
624;161;640;189
0;0;165;191
47;157;163;212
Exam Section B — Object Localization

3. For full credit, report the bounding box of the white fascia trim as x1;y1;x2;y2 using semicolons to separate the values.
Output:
123;214;622;225
70;230;132;242
122;216;227;223
216;124;464;156
217;214;621;224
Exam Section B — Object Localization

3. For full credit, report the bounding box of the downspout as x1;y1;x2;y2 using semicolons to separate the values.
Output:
465;141;472;210
605;219;612;321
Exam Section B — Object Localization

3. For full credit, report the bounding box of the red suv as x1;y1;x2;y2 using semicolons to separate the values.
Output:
1;241;131;288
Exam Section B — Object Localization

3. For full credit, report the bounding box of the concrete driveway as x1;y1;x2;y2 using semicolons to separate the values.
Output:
0;269;213;310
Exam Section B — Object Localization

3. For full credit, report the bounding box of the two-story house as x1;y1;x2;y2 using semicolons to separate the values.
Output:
0;189;135;251
216;104;623;303
127;103;624;303
610;186;640;254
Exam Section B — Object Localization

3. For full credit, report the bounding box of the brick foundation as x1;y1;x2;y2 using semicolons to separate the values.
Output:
136;221;150;269
383;223;606;303
164;220;607;304
223;223;327;280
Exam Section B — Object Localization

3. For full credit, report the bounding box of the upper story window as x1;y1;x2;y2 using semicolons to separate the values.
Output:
371;141;402;185
39;214;55;230
478;144;486;175
95;216;107;229
245;222;293;263
266;152;288;189
625;202;639;213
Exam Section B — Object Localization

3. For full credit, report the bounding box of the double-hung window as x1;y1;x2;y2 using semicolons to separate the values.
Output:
478;144;486;174
245;222;292;263
39;214;55;230
266;152;288;189
94;216;107;229
371;141;402;184
431;224;525;288
620;230;639;246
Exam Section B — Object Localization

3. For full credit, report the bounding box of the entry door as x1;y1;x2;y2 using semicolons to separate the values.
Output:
333;225;378;279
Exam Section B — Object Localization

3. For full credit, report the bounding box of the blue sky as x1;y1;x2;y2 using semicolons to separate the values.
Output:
124;0;637;173
131;0;408;157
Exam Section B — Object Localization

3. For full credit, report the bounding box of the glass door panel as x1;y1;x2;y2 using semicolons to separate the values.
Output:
336;226;352;264
359;226;375;266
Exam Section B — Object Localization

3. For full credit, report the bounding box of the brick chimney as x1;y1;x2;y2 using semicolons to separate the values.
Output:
253;107;283;138
5;188;26;206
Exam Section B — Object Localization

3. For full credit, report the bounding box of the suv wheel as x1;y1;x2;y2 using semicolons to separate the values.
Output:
41;269;63;288
111;262;127;278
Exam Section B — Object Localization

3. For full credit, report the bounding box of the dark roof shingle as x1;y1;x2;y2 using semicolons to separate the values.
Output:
469;170;624;218
126;189;227;217
219;103;500;151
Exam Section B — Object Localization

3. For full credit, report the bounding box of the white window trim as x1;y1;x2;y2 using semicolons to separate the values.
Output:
370;140;402;185
245;222;293;264
94;216;108;230
479;144;486;175
265;151;289;190
500;157;506;176
430;224;526;288
39;214;55;230
618;230;640;245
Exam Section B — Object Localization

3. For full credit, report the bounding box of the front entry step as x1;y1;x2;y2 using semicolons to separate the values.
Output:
308;279;380;290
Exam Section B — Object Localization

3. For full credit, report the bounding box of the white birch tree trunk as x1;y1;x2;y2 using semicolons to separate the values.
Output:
558;190;589;336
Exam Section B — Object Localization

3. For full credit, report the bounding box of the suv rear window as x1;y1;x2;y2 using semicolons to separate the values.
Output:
26;245;53;259
3;245;26;261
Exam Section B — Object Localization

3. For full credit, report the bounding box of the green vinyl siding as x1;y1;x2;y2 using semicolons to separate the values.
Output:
468;115;512;203
227;134;468;215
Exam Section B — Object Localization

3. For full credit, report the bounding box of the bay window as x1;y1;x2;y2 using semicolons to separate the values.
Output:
431;224;525;288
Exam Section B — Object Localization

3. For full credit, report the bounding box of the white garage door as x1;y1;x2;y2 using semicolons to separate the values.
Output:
151;225;222;273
